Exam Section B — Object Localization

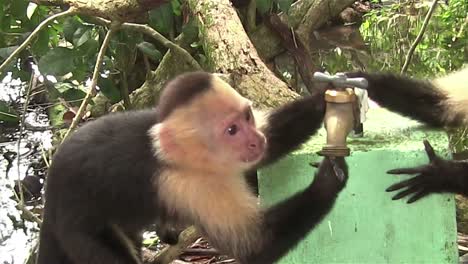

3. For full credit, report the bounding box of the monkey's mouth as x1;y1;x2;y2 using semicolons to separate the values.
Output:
242;151;264;163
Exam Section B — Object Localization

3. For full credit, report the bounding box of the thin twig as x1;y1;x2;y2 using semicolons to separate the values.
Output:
62;22;121;140
151;226;201;264
16;74;37;204
401;0;438;74
91;17;201;70
213;259;236;264
23;241;39;264
120;71;132;109
40;145;50;168
121;23;200;70
16;203;42;226
182;248;220;256
0;8;77;74
246;0;257;32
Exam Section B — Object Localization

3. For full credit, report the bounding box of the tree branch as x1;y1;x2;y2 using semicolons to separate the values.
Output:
0;8;77;74
265;13;322;93
62;22;121;140
250;0;355;61
15;74;37;205
120;71;132;109
120;23;201;70
401;0;438;74
91;17;201;70
129;32;201;109
148;226;201;264
187;0;298;107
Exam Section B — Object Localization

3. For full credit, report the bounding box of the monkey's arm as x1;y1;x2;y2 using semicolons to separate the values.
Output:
386;140;468;203
244;157;347;263
345;72;453;128
260;92;326;166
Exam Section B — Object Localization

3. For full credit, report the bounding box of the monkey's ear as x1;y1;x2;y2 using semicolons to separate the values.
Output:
149;123;177;158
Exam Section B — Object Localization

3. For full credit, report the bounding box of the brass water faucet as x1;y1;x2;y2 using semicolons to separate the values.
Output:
313;72;368;157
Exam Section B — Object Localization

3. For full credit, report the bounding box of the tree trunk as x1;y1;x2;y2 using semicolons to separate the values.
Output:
187;0;298;107
251;0;355;61
130;33;201;109
47;0;167;21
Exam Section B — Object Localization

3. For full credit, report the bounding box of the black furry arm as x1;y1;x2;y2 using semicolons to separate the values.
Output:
244;157;348;263
260;92;326;166
346;72;450;127
386;140;468;203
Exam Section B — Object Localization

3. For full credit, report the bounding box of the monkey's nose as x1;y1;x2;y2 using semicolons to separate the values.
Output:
249;137;266;150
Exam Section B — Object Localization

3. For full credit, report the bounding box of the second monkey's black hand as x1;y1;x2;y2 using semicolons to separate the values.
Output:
386;140;459;203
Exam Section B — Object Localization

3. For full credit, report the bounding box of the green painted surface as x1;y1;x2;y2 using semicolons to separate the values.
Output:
258;108;458;264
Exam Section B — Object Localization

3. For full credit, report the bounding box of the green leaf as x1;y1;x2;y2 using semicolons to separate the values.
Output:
10;0;29;18
0;100;19;124
276;0;292;13
76;37;99;57
62;87;87;107
13;70;32;82
97;78;121;103
148;3;174;35
26;2;38;19
256;0;272;14
73;27;93;47
0;46;19;59
77;29;92;47
63;17;82;44
0;0;5;27
38;47;76;75
71;63;89;82
111;31;141;72
142;236;160;246
31;28;49;56
182;18;199;40
48;103;67;127
137;41;162;62
171;0;182;16
54;82;74;93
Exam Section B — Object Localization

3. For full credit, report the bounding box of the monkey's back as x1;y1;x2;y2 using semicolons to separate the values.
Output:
43;109;162;230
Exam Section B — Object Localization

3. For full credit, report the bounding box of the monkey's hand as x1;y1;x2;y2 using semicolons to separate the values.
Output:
311;157;349;193
386;140;468;203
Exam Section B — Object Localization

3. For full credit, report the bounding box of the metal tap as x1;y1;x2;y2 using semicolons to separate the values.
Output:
312;72;368;157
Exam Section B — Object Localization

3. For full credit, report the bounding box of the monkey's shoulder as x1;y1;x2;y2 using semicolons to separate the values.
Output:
50;109;160;176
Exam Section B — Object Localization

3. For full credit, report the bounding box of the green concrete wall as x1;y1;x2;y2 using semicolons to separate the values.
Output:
258;108;458;264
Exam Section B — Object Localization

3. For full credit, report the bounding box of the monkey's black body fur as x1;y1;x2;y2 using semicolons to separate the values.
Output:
38;110;161;263
347;70;468;202
38;72;347;264
347;72;454;127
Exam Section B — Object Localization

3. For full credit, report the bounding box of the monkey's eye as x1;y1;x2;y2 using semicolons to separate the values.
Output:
227;125;238;135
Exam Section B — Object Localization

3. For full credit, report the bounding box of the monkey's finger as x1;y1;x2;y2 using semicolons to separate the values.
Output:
391;185;422;200
386;176;423;192
407;189;430;204
344;72;366;79
387;166;428;175
423;140;437;162
309;162;320;168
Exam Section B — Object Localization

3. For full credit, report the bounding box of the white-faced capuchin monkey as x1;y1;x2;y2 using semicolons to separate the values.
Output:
347;67;468;203
37;72;349;264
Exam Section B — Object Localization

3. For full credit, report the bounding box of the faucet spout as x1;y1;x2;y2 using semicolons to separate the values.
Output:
319;88;357;157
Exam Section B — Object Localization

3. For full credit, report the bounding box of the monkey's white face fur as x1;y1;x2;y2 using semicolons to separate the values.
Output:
149;76;268;258
434;66;468;125
149;76;268;173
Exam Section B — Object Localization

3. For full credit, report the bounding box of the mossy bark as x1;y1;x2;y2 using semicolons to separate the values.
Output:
250;0;355;61
129;33;200;109
45;0;166;21
187;0;298;107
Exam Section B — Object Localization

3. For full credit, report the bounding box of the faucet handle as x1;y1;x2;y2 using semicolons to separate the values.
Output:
313;72;368;89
